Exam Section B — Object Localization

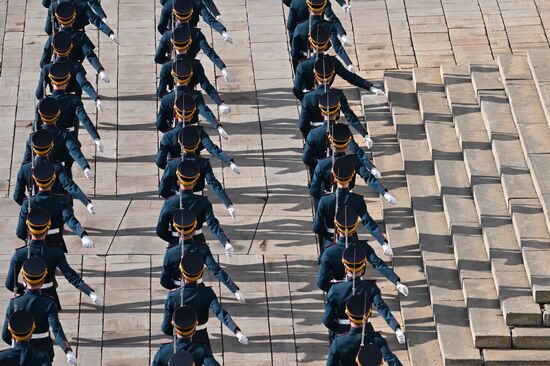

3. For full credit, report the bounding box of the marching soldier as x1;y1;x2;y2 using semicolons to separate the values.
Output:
156;161;236;253
323;245;407;344
40;1;110;82
156;94;238;174
42;0;109;22
159;126;234;213
45;0;119;44
13;130;93;212
157;32;228;115
326;294;403;366
1;257;77;364
7;208;101;310
152;306;221;366
16;161;95;252
309;124;394;207
161;253;249;348
286;0;348;43
312;158;392;256
159;208;244;299
36;32;103;112
0;310;51;365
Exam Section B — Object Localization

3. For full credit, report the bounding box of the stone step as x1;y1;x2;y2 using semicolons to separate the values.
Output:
503;53;550;235
527;50;550;130
385;70;481;365
440;64;545;323
484;349;550;365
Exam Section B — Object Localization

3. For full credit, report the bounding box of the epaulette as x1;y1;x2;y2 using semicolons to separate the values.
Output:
363;279;377;283
41;293;57;301
15;244;27;251
22;160;32;165
10;293;23;301
324;242;336;249
169;287;183;292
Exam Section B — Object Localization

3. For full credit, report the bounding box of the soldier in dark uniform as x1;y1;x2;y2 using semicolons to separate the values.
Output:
40;1;109;81
323;245;407;344
286;0;347;43
2;257;77;364
22;97;94;180
326;294;403;366
7;208;101;310
45;0;119;44
155;23;227;81
151;306;220;366
309;124;394;208
16;161;95;252
312;158;392;256
156;94;238;174
317;206;402;291
0;310;51;365
13;130;92;212
162;253;248;349
35;33;103;111
158;126;234;217
156;161;236;255
301;90;375;177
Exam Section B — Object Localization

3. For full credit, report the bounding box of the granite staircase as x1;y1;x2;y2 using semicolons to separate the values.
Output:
363;50;550;365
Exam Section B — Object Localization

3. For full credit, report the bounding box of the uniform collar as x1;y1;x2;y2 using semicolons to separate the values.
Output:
349;327;363;335
180;190;194;196
25;289;41;295
30;239;46;247
52;90;66;96
176;337;193;346
337;236;354;246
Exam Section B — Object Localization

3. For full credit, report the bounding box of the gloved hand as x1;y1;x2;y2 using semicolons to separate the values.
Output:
227;206;236;220
342;3;351;14
101;17;109;25
396;282;409;296
341;34;352;47
230;162;240;174
363;135;373;150
222;31;233;44
370;167;382;179
89;291;101;305
83;168;94;180
66;351;77;365
219;103;231;114
370;86;385;96
224;242;234;256
235;290;245;303
93;139;104;153
384;192;397;204
396;329;406;344
236;331;249;344
86;203;96;215
215;15;222;21
109;33;119;45
217;126;229;140
347;64;355;73
382;243;393;257
222;68;229;82
99;71;110;83
81;236;95;248
96;98;103;113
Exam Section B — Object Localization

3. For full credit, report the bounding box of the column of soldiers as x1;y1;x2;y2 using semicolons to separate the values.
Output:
1;0;120;364
284;0;409;365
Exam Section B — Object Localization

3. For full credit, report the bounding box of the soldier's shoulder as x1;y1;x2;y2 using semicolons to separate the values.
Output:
15;244;28;252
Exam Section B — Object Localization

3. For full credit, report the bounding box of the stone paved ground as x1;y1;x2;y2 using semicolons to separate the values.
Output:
1;0;550;365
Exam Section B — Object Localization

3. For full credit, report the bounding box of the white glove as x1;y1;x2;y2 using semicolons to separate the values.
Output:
382;243;393;257
370;167;382;179
227;206;236;220
109;33;119;45
101;17;109;25
83;168;94;180
230;162;240;174
384;192;397;204
363;135;373;150
81;236;95;248
236;331;249;344
347;64;355;73
86;203;96;215
96;99;103;113
341;34;352;47
215;15;222;21
342;3;351;14
93;139;104;153
89;291;101;305
396;282;409;296
396;329;406;344
221;68;229;82
224;242;234;256
66;352;77;365
222;31;233;44
99;71;110;83
217;126;229;140
219;103;230;114
370;86;385;96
